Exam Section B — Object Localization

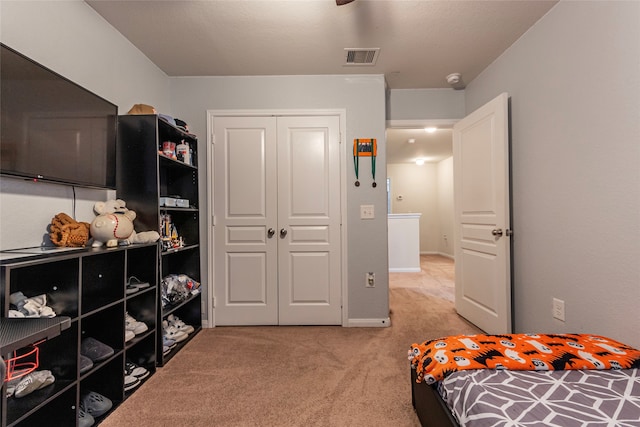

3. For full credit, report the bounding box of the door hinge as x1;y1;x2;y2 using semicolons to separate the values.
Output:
211;134;216;145
212;215;216;226
212;297;216;309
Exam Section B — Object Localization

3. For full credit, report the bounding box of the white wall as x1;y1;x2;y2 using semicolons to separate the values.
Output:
465;1;640;348
0;1;170;249
386;158;454;257
169;75;389;324
387;163;438;254
387;88;465;120
437;157;454;257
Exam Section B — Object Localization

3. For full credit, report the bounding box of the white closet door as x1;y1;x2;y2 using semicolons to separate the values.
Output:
276;116;342;325
213;116;278;325
213;114;342;326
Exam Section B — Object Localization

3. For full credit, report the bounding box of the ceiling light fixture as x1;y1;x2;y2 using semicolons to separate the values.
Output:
415;159;425;166
424;127;437;133
408;138;415;144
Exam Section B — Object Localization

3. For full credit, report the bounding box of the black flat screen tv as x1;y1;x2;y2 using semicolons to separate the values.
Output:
1;43;117;189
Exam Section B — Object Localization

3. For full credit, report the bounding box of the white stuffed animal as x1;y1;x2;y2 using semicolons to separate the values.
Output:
90;199;135;247
90;199;160;247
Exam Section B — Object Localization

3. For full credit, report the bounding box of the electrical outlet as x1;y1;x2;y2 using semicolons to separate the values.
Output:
366;272;375;287
552;298;565;321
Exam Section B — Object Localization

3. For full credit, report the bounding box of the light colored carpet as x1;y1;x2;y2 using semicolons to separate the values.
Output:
102;256;479;427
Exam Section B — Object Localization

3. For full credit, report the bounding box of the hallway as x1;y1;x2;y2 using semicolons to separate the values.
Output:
389;254;455;302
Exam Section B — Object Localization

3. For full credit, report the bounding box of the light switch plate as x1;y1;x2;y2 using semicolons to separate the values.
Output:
360;204;375;219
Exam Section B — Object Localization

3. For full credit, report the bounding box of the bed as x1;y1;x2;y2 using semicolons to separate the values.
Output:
409;333;640;427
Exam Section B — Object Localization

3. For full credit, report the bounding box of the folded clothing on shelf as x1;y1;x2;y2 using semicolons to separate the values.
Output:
9;291;56;318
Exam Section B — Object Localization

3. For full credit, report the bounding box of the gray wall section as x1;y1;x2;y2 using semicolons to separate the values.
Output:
465;1;640;348
0;1;170;249
387;88;465;120
169;75;389;323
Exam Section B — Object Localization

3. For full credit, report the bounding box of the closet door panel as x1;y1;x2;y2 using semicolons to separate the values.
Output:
213;117;278;325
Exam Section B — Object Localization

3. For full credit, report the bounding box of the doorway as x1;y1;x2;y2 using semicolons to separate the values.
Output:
385;120;457;261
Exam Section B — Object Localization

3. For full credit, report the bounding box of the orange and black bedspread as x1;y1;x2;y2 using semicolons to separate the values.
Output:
409;333;640;384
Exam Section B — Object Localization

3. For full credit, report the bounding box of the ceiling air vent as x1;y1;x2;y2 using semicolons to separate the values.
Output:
344;48;380;66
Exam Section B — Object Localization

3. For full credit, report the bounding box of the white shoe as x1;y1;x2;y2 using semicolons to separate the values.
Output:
162;320;188;342
167;314;194;335
125;313;148;335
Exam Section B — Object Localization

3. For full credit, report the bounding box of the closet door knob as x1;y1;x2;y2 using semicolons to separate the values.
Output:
280;228;288;238
492;228;503;237
267;228;275;238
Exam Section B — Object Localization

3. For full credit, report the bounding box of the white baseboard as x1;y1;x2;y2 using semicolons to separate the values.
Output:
346;317;391;327
389;267;421;272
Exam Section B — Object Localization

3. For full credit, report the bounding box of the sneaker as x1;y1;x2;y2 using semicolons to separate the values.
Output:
14;373;42;398
81;338;114;362
125;361;149;380
126;276;150;294
80;355;94;374
124;374;141;392
81;391;112;418
167;314;194;335
78;408;95;427
162;320;188;343
125;312;148;335
125;329;135;342
163;336;176;356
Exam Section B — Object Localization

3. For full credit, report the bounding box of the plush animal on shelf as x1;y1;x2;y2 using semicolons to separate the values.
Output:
90;199;160;247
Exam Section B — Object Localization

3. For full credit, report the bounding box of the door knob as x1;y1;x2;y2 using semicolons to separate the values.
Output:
280;228;288;238
492;228;503;237
267;228;275;238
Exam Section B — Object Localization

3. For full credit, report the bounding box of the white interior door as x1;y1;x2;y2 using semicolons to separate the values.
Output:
213;116;278;325
277;116;342;325
213;114;342;326
453;92;512;334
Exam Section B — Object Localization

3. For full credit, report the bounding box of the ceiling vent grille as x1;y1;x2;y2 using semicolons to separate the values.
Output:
344;48;380;66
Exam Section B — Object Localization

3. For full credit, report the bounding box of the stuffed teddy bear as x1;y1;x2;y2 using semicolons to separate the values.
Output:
90;199;160;247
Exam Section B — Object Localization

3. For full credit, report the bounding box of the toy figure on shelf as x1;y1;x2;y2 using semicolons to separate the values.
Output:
160;213;184;251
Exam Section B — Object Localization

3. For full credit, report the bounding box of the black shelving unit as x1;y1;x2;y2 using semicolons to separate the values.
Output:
0;244;157;427
116;115;202;366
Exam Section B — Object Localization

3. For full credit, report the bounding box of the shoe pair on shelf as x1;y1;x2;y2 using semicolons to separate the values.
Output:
6;370;55;398
125;312;149;342
124;360;150;392
79;390;112;427
162;314;194;344
81;337;114;364
126;276;151;295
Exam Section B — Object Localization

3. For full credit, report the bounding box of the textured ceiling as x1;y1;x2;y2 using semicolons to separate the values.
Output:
87;0;557;89
86;0;557;163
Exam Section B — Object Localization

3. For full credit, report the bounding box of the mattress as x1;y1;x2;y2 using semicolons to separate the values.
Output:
438;368;640;427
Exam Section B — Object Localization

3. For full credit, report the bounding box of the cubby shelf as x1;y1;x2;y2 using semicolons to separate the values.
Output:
117;115;202;367
0;243;158;427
